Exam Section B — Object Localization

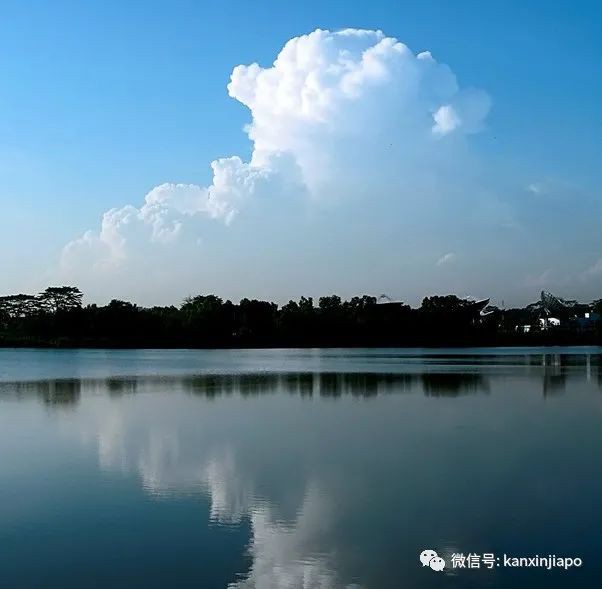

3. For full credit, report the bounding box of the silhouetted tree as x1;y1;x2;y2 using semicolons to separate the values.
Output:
181;295;234;345
421;295;471;312
39;286;83;313
237;298;278;343
279;297;316;344
0;294;42;318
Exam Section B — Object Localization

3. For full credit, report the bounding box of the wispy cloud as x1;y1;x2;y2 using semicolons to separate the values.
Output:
436;252;457;266
527;182;545;195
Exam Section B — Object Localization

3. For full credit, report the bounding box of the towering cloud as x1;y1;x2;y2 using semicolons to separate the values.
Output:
60;28;490;300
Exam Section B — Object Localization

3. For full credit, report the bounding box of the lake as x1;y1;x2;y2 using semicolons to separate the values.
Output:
1;347;601;588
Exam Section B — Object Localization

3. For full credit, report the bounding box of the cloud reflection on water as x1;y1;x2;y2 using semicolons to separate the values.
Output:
84;403;361;589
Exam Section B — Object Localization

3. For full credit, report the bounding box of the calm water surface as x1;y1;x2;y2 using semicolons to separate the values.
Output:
1;347;601;588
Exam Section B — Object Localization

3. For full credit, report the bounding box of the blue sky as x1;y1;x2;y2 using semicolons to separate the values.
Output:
1;0;601;306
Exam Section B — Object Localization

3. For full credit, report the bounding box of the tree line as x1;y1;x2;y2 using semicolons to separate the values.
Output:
0;287;601;348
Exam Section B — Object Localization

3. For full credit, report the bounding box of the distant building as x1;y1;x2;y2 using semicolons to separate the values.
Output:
539;317;560;329
375;294;407;310
461;298;491;324
523;291;599;331
527;291;579;317
376;294;394;305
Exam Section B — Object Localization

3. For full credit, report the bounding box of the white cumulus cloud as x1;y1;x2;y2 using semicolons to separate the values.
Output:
59;28;491;300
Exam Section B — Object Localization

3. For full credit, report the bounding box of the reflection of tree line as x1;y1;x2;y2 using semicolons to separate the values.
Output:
1;379;84;407
184;372;480;398
0;372;490;406
1;356;600;407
